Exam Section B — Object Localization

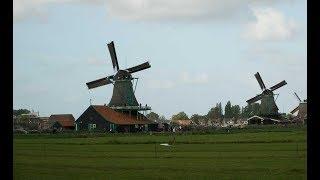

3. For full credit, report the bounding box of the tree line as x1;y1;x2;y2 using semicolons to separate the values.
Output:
146;101;263;123
13;109;31;116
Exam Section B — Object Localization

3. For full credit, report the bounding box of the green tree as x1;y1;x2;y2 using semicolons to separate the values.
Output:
190;114;201;125
159;115;167;121
171;111;189;120
13;109;30;116
251;103;261;115
241;103;260;118
146;112;159;121
231;105;241;118
217;102;223;118
224;101;232;118
207;102;223;120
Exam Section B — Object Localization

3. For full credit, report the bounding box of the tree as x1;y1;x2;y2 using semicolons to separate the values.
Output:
251;103;261;115
171;111;189;120
146;112;160;121
231;105;241;118
190;114;202;125
207;102;223;120
13;109;30;116
217;102;223;118
240;103;260;118
224;101;232;118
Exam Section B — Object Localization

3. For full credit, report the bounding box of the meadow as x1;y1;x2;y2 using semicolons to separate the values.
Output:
13;126;307;180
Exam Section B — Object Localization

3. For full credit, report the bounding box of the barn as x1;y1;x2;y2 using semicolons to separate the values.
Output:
76;105;157;132
49;114;75;130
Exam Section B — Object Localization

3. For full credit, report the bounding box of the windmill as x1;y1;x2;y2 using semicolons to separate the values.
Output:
290;92;307;123
246;72;287;120
86;41;151;115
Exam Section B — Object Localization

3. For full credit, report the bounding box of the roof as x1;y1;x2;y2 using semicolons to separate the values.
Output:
49;114;75;127
247;115;280;122
92;105;155;125
247;115;264;120
171;120;192;126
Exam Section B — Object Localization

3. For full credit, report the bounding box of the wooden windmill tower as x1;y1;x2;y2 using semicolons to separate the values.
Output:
86;41;151;116
290;92;307;124
246;72;287;122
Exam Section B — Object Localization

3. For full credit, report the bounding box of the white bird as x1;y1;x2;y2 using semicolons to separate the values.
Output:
160;143;171;146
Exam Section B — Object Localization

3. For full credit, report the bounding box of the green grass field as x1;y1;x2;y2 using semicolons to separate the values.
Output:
14;127;307;180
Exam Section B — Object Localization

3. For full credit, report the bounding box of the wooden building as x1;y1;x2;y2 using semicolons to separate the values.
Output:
49;114;75;130
76;105;157;132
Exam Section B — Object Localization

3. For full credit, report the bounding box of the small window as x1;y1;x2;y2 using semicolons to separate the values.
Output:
88;123;96;130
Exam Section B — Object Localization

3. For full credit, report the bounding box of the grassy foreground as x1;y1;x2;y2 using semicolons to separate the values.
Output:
14;128;306;179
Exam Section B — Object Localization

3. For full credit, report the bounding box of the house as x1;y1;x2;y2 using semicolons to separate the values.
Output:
154;119;170;131
49;114;75;130
171;120;193;127
39;117;50;130
76;105;157;132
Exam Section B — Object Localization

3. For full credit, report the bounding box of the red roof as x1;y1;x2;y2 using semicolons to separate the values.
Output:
92;105;155;125
171;120;192;126
49;114;75;127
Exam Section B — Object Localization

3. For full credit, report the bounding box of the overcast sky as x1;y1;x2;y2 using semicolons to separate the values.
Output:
13;0;307;119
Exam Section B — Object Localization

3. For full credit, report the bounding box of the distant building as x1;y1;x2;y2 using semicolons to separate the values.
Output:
39;117;50;130
76;105;157;132
154;119;170;131
49;114;75;130
171;120;193;127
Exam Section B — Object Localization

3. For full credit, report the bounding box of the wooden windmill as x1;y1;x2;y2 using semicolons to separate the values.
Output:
86;41;152;115
290;92;307;124
246;72;287;122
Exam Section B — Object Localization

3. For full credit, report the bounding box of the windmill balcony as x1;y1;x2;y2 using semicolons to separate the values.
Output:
109;105;151;111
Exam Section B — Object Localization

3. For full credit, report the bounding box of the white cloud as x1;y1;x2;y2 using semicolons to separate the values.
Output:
13;0;103;22
244;7;298;41
105;0;293;22
14;0;296;23
180;72;209;84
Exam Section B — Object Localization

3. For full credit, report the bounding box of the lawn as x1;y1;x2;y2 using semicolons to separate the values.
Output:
13;127;307;180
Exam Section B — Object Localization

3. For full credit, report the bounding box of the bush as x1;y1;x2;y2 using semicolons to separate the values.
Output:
13;129;28;134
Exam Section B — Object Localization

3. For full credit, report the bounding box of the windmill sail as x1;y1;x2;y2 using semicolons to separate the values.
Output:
107;41;119;71
270;80;287;91
86;76;113;89
126;62;151;74
254;72;266;90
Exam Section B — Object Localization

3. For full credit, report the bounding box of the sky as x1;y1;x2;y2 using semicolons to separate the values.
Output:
13;0;307;119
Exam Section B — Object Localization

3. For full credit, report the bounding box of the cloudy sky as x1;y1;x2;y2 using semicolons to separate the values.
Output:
13;0;307;119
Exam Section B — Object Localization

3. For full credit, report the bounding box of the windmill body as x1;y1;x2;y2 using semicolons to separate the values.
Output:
259;91;279;117
108;70;139;107
246;72;287;122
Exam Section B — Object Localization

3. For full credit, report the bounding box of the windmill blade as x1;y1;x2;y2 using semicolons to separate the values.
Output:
294;92;302;102
270;80;287;91
126;61;151;74
246;93;263;104
86;76;113;89
254;72;266;90
290;106;299;114
107;41;119;71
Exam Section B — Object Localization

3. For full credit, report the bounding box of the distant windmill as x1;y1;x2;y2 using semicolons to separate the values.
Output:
290;92;307;123
246;72;287;120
